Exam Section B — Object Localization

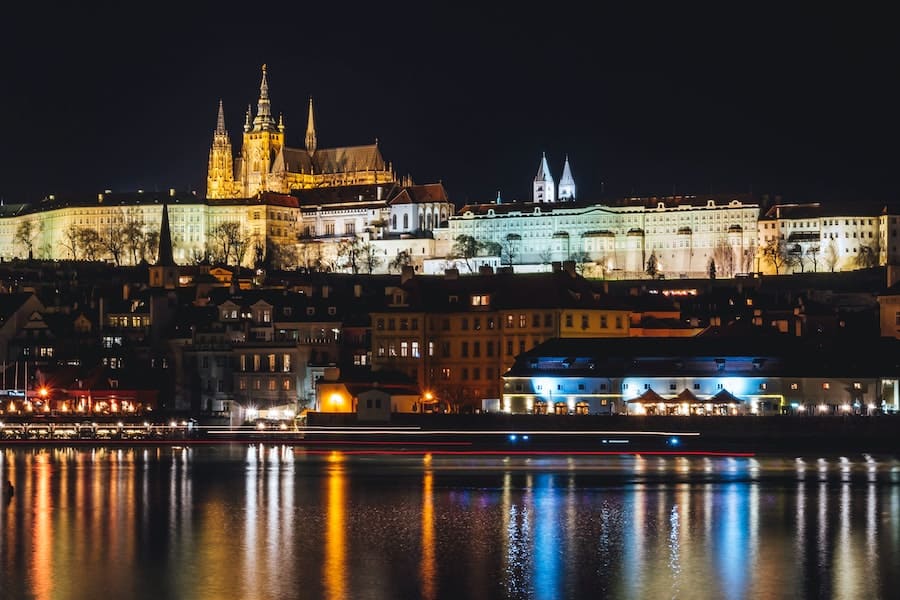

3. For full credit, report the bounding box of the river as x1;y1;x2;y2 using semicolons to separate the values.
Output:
2;445;899;600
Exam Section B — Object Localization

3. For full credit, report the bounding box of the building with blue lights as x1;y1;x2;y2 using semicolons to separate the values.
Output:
501;335;900;416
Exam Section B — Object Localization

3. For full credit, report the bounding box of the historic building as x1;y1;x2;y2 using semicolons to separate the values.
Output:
533;153;576;203
206;65;396;199
435;194;760;279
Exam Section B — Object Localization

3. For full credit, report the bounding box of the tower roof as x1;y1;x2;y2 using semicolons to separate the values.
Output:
156;202;176;267
305;96;317;155
215;99;226;135
534;152;553;182
560;155;575;186
252;64;278;132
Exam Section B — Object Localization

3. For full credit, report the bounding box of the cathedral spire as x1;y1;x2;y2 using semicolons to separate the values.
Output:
252;64;277;132
305;96;317;156
156;202;175;267
215;99;226;135
243;104;252;132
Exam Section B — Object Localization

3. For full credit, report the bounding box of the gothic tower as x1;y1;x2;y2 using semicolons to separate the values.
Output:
206;100;236;199
240;64;285;197
558;155;576;201
533;152;556;203
305;97;317;156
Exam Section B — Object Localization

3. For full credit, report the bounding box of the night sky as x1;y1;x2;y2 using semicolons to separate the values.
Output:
1;4;897;208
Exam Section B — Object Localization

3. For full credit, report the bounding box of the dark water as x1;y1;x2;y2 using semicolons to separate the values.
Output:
2;446;899;600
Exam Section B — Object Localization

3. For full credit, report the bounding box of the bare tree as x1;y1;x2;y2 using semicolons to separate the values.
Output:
712;239;735;278
14;221;39;258
99;213;126;265
806;245;820;272
855;242;880;269
360;242;381;274
208;221;247;266
60;223;81;260
502;233;520;266
480;241;502;258
762;238;789;275
537;247;552;265
143;231;159;263
569;250;592;275
336;237;363;274
122;210;148;265
645;251;659;278
388;249;412;273
77;228;103;261
824;239;840;272
449;235;479;273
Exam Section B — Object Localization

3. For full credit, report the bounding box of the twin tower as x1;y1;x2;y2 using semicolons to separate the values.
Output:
533;152;576;203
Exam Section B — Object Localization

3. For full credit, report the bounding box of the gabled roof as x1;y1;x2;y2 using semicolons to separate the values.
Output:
388;183;449;206
629;388;666;403
278;143;386;176
710;389;743;403
674;388;701;403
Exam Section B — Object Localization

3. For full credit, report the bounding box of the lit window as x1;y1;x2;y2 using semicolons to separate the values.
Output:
791;383;799;390
823;383;830;390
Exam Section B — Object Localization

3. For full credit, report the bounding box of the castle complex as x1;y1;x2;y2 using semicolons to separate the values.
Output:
0;66;897;278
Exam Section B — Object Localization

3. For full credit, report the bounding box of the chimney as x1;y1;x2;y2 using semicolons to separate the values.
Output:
354;284;362;298
444;268;459;280
551;261;562;272
478;265;494;276
401;266;415;284
322;285;330;299
562;261;576;276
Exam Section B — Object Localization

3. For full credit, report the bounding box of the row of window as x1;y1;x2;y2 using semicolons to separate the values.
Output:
237;353;292;373
237;377;292;391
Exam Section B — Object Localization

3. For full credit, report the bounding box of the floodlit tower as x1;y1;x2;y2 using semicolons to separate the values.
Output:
533;152;556;203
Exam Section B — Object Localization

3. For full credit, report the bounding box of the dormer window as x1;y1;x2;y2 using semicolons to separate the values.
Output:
328;307;336;316
449;295;458;304
306;307;315;316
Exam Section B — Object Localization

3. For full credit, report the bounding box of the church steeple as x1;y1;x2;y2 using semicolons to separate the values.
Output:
149;202;178;289
533;152;556;203
305;96;317;156
156;202;175;267
252;64;277;132
215;99;226;135
558;155;576;201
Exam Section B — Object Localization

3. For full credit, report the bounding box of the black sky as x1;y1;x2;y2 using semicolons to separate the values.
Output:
1;4;897;208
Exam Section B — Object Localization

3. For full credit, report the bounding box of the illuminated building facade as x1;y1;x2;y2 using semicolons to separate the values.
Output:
207;65;396;199
369;267;635;411
436;194;760;279
502;336;900;415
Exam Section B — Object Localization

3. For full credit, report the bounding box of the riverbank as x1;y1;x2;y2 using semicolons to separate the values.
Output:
2;414;898;454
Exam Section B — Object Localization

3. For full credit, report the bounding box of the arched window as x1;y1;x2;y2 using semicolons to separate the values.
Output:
403;214;409;229
426;213;432;229
391;215;397;229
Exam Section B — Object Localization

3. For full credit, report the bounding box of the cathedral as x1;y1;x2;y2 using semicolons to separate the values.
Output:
207;65;397;199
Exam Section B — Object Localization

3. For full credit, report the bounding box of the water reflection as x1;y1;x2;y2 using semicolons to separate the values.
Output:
1;449;899;600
